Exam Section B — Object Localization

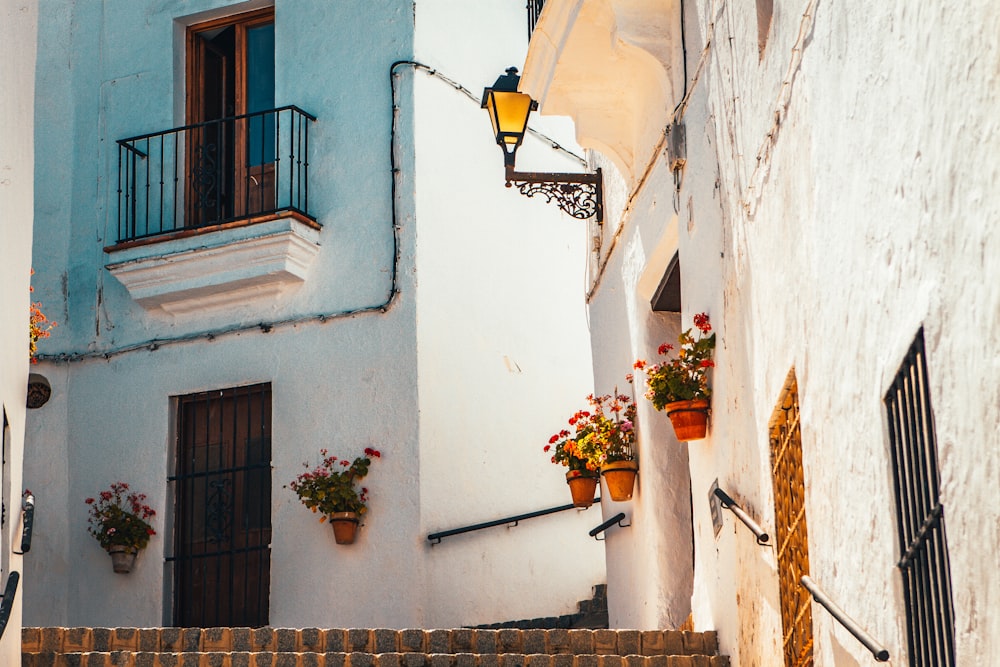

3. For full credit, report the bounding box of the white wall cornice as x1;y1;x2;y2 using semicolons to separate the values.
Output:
106;216;321;317
521;0;682;184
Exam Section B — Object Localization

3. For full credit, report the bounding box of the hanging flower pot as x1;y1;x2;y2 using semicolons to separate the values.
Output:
664;399;710;441
601;460;639;501
329;511;360;545
566;471;599;508
107;545;138;574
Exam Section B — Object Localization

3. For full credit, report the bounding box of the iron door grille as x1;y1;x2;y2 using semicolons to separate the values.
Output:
170;383;272;627
885;330;956;667
769;371;814;667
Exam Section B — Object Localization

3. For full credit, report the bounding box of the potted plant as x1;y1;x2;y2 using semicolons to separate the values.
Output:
633;312;717;441
288;447;381;544
84;482;156;574
29;269;56;363
545;410;600;508
576;390;639;502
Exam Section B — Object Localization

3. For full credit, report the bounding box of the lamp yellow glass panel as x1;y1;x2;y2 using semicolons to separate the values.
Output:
486;90;534;146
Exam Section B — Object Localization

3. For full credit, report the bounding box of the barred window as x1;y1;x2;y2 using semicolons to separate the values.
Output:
885;329;956;667
769;370;813;667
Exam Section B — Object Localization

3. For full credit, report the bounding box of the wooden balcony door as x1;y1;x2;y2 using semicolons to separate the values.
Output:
172;383;271;627
186;8;275;227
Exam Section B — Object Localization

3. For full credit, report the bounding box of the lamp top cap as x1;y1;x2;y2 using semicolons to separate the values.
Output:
490;66;521;93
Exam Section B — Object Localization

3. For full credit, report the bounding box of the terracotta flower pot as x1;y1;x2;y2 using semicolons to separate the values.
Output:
107;545;137;574
601;460;639;501
566;471;599;508
329;511;360;544
664;399;710;441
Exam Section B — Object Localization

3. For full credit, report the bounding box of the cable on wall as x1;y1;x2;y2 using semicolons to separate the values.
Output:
37;59;587;364
586;0;722;303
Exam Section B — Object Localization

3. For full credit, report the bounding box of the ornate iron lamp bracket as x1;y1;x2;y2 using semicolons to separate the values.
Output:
505;165;604;222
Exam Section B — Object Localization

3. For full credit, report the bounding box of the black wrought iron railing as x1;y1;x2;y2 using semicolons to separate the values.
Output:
527;0;546;39
800;575;890;662
427;497;599;545
116;105;316;244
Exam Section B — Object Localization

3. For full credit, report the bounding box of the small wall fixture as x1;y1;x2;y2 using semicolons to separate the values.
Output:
481;67;603;221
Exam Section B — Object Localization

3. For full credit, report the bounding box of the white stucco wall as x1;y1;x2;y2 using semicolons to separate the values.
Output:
413;1;603;627
525;0;1000;663
24;0;601;630
522;0;696;632
0;0;38;660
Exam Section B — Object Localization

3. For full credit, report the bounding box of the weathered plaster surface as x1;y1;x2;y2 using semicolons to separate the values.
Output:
0;0;37;661
527;0;1000;663
25;0;602;629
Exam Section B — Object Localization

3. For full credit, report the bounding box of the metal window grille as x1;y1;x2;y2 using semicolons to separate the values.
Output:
885;330;956;667
769;371;814;667
169;383;272;627
527;0;545;39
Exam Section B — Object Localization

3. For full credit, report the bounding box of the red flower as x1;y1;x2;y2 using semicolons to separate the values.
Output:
658;343;673;355
633;360;646;370
700;359;715;368
544;445;551;452
693;312;711;333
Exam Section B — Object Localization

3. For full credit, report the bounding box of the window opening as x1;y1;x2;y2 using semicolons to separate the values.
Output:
186;8;275;227
756;0;773;58
885;329;956;667
769;370;813;667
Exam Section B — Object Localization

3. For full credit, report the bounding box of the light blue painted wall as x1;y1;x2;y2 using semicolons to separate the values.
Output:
26;0;603;629
28;0;424;628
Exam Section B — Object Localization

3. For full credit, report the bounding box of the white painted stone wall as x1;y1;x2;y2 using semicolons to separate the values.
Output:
24;0;602;629
525;0;1000;663
522;0;696;632
413;1;604;627
0;0;37;660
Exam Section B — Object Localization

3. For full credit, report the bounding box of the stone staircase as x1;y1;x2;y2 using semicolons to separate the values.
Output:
22;627;729;666
472;584;608;630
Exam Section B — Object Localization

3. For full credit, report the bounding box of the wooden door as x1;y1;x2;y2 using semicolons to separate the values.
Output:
172;384;271;627
187;28;235;227
187;9;274;227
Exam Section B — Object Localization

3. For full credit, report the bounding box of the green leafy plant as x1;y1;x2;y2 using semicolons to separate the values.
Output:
289;447;381;519
85;482;156;552
633;312;716;410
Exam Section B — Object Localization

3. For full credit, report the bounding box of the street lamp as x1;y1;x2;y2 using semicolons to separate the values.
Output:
481;67;603;221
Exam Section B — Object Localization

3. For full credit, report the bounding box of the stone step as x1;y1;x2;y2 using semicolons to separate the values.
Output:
22;652;731;667
22;629;719;658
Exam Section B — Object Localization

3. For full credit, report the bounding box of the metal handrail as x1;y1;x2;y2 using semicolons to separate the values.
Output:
589;512;630;541
427;498;599;545
713;487;770;545
117;105;317;146
800;575;890;662
13;493;34;555
0;572;19;641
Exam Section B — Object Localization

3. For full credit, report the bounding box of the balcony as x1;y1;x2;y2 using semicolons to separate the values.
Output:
107;107;322;317
527;0;546;39
114;105;316;245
